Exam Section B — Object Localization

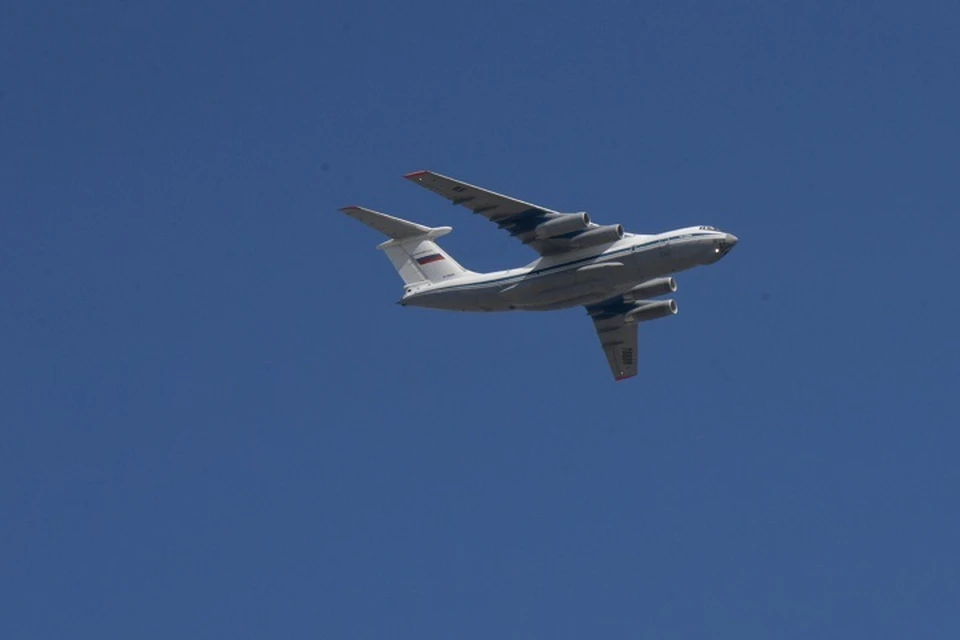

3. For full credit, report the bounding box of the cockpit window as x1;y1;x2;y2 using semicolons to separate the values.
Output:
698;225;718;231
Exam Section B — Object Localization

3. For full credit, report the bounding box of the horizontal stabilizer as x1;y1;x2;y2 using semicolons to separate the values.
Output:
339;205;435;240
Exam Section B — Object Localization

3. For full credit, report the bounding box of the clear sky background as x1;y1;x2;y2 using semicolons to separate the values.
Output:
2;1;959;637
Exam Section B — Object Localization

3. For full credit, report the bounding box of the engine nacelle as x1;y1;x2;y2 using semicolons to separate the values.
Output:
622;277;678;303
571;224;624;248
534;212;591;239
624;299;678;323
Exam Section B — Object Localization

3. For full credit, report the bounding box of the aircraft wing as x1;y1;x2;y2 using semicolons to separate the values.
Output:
589;314;638;381
585;299;640;381
404;170;617;256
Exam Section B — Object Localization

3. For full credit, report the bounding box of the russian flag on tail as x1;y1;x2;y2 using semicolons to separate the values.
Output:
416;253;445;265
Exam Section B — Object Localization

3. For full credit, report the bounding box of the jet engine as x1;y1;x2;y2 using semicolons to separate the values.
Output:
624;299;678;323
571;224;624;248
622;277;677;302
534;212;591;239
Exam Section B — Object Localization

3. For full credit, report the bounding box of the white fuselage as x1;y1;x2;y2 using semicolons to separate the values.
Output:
400;227;737;312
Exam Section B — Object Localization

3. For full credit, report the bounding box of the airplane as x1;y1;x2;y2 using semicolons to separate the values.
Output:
339;170;738;381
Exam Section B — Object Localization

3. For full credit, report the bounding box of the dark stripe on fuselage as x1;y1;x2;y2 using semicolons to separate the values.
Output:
427;232;713;294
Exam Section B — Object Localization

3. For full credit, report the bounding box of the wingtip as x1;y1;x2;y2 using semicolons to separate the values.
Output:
614;373;637;382
339;205;360;212
404;170;429;180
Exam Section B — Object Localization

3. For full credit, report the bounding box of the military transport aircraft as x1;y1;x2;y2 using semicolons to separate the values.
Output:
340;170;737;380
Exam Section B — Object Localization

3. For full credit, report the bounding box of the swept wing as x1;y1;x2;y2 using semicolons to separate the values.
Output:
589;313;639;381
585;290;678;380
404;170;623;256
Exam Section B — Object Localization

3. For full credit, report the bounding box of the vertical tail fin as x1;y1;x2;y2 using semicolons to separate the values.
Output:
380;237;469;285
339;206;472;285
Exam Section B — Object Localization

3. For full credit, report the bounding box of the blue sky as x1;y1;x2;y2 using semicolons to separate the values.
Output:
2;1;959;637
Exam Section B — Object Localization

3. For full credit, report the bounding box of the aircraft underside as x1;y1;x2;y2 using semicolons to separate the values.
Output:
402;238;696;313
